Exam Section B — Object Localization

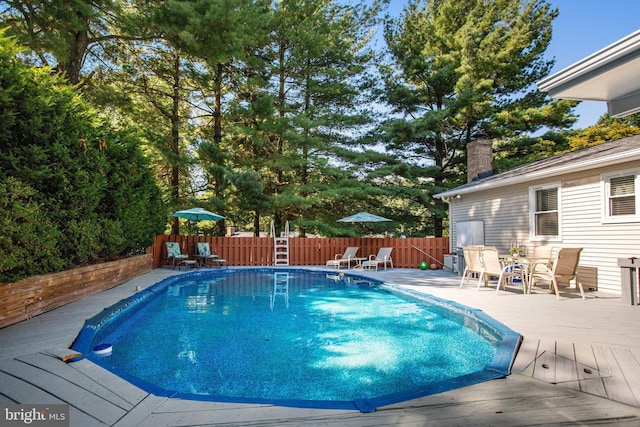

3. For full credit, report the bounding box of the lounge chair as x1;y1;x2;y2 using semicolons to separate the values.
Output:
530;247;584;300
196;242;227;267
459;246;484;288
165;241;191;269
361;247;394;271
326;246;361;269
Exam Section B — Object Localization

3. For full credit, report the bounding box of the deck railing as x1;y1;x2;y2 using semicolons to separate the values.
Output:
152;235;450;269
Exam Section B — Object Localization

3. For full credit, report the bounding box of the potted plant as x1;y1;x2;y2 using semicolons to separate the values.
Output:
509;247;524;257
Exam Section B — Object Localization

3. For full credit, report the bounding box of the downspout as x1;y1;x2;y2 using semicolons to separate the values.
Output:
441;196;454;254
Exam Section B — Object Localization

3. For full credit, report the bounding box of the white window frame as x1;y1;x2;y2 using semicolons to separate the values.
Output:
601;168;640;224
529;182;562;242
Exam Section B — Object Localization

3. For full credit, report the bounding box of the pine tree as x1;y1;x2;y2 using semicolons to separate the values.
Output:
380;0;576;237
260;0;382;236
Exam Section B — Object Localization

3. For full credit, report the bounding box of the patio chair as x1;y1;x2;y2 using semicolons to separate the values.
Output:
361;247;394;271
477;246;525;294
530;247;585;300
459;246;484;288
165;241;190;269
196;242;227;267
525;245;555;285
326;246;360;269
531;245;554;259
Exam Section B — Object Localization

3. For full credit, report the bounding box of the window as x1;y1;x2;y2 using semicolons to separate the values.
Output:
529;184;560;240
602;169;640;223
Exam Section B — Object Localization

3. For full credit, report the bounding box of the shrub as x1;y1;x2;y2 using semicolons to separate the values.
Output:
0;32;167;282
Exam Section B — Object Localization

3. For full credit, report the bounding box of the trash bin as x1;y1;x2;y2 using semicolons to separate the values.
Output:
618;257;639;305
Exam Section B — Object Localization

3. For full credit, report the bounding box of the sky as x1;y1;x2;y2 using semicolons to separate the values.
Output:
384;0;640;129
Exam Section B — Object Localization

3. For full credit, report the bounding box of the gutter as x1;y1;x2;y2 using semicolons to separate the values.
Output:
537;30;640;95
434;147;640;199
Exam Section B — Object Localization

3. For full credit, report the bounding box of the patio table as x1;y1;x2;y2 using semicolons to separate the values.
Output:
349;257;368;269
500;255;551;294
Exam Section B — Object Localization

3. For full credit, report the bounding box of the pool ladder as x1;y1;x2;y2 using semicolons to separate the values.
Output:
271;220;290;266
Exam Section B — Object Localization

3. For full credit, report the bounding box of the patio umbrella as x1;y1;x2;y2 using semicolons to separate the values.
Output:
172;208;225;235
337;212;392;236
172;207;225;222
337;212;392;223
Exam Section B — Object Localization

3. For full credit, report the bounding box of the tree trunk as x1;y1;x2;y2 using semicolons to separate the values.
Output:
170;53;181;235
214;63;225;236
253;212;260;237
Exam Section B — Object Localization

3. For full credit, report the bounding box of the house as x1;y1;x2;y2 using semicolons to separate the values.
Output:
434;136;640;294
434;30;640;295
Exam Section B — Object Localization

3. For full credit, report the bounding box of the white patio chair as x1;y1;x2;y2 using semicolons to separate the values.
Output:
361;247;394;271
326;246;360;269
460;246;484;288
477;246;525;294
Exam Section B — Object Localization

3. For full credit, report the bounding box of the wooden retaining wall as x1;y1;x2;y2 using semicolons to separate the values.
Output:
153;235;450;270
0;254;152;329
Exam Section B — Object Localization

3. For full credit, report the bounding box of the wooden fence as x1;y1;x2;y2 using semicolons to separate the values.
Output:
152;235;450;269
0;254;152;329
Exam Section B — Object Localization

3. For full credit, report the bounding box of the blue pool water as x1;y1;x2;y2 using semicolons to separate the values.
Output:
72;269;521;412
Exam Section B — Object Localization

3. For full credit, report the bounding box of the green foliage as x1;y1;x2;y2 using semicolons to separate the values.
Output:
98;129;169;253
493;112;640;173
0;178;64;281
568;113;640;149
0;32;167;282
2;0;145;84
493;131;572;174
378;0;577;236
215;0;385;236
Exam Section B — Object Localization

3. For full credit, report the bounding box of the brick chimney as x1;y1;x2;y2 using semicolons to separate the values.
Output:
467;137;493;183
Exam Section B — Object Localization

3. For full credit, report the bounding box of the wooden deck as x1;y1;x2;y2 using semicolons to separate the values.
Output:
2;267;640;426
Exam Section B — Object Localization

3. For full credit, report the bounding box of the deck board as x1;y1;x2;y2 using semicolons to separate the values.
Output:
510;336;538;374
555;341;580;385
16;352;135;410
0;370;106;426
67;358;149;406
609;346;640;406
593;344;638;407
0;358;127;425
112;394;168;427
0;369;67;404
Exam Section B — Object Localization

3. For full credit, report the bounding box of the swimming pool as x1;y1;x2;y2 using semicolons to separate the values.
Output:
72;268;521;413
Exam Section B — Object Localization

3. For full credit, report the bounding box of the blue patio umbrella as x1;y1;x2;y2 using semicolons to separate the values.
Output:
172;207;225;222
172;208;225;235
337;212;392;223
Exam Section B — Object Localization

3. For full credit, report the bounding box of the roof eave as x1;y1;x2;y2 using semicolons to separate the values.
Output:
537;30;640;95
434;148;640;199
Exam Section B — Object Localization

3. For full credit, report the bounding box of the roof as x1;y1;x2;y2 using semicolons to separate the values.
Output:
434;134;640;198
537;30;640;117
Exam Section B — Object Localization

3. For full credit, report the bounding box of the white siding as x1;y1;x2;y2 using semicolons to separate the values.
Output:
449;160;640;294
